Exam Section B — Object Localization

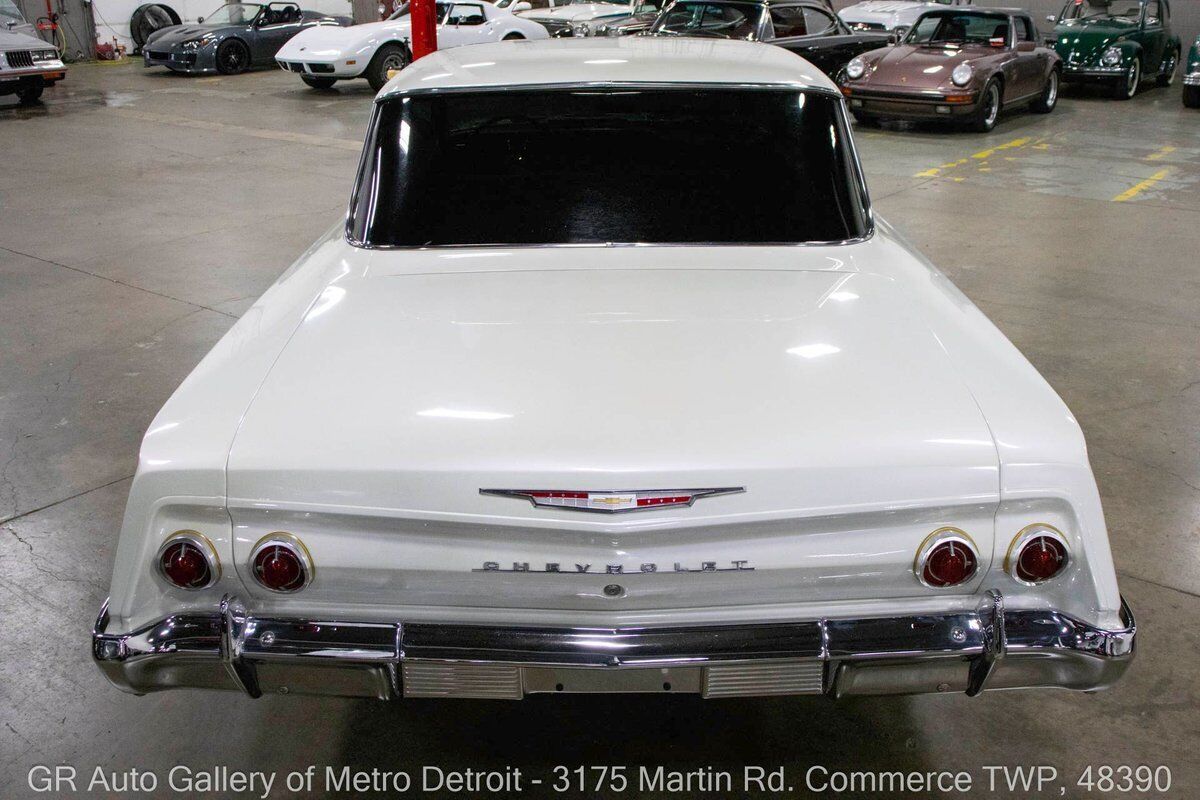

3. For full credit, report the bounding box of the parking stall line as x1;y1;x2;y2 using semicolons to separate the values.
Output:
1146;145;1177;161
1112;169;1171;202
913;136;1034;178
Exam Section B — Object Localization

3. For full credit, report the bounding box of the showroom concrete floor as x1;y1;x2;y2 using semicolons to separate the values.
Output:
1;62;1198;798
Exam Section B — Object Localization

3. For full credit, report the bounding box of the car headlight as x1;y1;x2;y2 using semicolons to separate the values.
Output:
572;21;591;36
182;35;216;48
32;49;60;61
951;62;973;86
846;56;866;80
1101;46;1122;67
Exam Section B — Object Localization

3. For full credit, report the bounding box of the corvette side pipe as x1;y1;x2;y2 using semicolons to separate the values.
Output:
92;592;1135;700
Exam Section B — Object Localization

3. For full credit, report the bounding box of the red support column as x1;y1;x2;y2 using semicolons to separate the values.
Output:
410;0;438;60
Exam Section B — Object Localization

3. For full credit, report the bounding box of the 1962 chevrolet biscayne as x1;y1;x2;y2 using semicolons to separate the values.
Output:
92;38;1136;702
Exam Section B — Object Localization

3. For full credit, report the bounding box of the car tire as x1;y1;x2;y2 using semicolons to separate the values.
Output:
1156;48;1179;87
301;75;337;90
15;83;43;104
366;43;411;92
502;32;525;40
1030;68;1059;114
215;38;251;75
1185;85;1200;109
1113;58;1139;100
968;78;1002;132
130;3;181;50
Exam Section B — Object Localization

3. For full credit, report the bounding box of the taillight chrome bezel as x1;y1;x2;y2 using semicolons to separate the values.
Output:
249;532;314;593
155;530;221;590
1005;523;1071;586
913;527;980;589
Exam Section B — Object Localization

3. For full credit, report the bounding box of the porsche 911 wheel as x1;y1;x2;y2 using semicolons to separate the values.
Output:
968;79;1001;132
301;75;337;90
215;39;250;75
366;43;411;92
1030;69;1059;114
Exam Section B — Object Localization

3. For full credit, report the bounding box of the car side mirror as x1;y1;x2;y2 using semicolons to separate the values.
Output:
512;1;531;10
196;15;204;22
1016;40;1036;52
887;32;899;44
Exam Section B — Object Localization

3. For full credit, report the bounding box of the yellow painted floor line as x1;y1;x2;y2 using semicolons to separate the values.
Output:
914;136;1034;178
1112;169;1170;202
1146;145;1177;161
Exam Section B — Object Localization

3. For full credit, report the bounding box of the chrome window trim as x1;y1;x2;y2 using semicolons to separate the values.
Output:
344;83;874;251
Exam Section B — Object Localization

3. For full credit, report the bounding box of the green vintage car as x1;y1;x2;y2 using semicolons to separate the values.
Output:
1185;35;1199;107
1047;0;1181;100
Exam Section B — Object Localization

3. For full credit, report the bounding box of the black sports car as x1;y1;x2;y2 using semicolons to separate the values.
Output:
646;0;892;78
143;2;351;75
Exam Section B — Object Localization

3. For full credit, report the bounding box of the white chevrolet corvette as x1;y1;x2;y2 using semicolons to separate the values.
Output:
93;38;1134;702
276;0;548;90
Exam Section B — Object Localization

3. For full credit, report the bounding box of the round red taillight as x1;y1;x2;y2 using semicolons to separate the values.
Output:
1011;530;1069;584
916;529;978;588
156;532;219;590
251;534;312;592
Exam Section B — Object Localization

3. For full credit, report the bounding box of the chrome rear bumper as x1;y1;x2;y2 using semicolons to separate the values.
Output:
92;592;1135;700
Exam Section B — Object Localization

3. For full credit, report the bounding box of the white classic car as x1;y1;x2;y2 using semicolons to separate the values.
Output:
1;0;66;104
518;0;662;37
839;0;971;33
93;37;1135;702
275;0;548;89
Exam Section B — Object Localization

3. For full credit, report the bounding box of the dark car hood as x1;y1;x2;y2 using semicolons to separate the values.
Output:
1051;19;1134;56
145;23;234;46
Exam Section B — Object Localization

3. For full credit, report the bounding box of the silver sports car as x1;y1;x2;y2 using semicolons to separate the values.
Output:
142;2;351;75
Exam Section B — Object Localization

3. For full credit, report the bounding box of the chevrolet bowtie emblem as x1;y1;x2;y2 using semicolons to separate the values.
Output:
480;488;744;514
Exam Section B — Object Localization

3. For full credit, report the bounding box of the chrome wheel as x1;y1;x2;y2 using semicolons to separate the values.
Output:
381;52;405;73
982;83;1000;127
1158;50;1178;87
1124;59;1140;98
1045;70;1058;108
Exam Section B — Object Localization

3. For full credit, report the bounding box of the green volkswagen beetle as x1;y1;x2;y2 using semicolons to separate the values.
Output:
1047;0;1181;100
1185;34;1199;107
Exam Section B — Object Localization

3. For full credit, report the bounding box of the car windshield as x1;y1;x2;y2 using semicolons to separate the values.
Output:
650;1;763;38
349;88;869;247
390;2;456;19
1058;1;1143;23
203;2;263;23
906;12;1010;45
0;0;26;22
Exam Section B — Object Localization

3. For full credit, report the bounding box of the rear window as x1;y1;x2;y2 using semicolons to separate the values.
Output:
347;88;870;248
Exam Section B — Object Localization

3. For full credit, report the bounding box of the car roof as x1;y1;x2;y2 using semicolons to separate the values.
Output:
377;37;836;100
919;6;1028;15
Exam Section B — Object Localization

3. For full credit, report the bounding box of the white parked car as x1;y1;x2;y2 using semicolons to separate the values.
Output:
93;37;1135;702
275;0;548;90
1;0;66;104
839;0;971;34
519;0;663;37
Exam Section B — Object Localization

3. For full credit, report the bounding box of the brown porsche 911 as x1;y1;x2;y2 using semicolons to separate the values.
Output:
838;7;1062;132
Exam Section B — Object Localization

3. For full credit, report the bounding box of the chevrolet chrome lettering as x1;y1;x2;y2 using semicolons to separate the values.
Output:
479;488;744;513
475;560;755;573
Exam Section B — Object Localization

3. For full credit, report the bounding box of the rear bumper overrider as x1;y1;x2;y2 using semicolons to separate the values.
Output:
92;591;1135;700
